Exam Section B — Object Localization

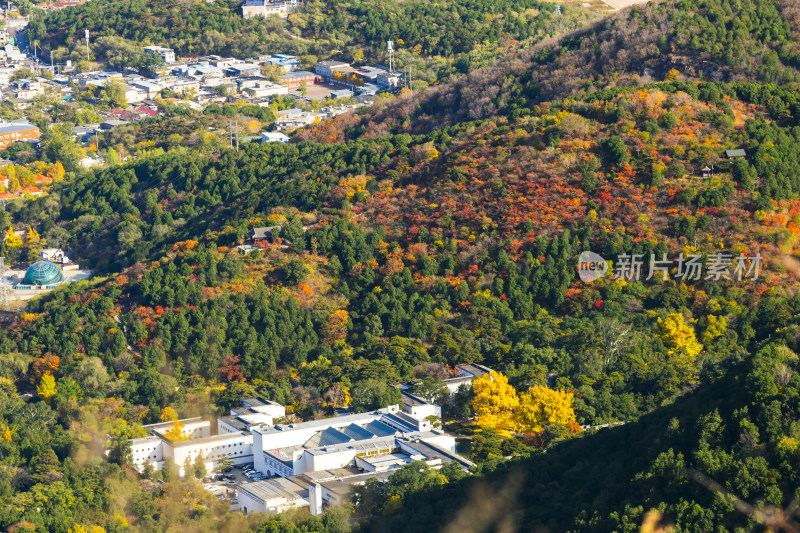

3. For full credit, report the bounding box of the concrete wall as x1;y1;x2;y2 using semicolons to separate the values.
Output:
259;450;293;477
218;419;242;434
260;427;317;449
152;419;212;439
309;483;323;516
302;448;357;474
130;437;164;472
172;433;253;476
239;488;269;516
403;402;440;420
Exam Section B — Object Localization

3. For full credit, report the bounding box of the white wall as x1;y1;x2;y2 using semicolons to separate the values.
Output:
152;419;211;439
261;452;293;477
253;430;267;473
260;427;317;450
173;435;252;476
130;437;164;472
218;419;242;434
303;448;357;474
239;488;268;515
403;402;441;420
309;483;323;516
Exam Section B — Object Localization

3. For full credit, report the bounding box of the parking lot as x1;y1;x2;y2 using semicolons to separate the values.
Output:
202;463;273;510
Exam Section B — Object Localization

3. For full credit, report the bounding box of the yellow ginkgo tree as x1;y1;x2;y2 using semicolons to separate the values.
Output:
657;312;703;384
4;226;22;248
516;386;577;433
473;371;580;436
472;371;521;435
160;406;190;441
36;372;57;402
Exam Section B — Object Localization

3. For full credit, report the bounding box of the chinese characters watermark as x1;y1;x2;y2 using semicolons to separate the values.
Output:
577;251;761;283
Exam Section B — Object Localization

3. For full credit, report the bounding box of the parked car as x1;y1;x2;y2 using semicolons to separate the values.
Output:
225;481;237;486
230;499;238;504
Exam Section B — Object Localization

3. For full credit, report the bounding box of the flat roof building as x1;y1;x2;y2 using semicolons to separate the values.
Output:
279;70;316;88
251;400;470;480
130;398;282;477
0;121;39;149
242;0;291;19
144;45;176;64
218;397;286;434
315;60;350;79
262;132;290;143
442;363;493;393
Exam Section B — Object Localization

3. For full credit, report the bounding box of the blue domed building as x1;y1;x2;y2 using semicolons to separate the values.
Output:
22;260;64;287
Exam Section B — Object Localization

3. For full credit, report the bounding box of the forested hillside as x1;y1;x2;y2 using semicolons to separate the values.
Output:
5;0;800;531
306;0;800;136
29;0;589;82
358;344;800;531
6;78;800;530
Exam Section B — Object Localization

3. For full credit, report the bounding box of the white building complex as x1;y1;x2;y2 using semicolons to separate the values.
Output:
241;393;471;516
442;363;493;393
251;399;453;478
130;398;285;477
129;392;473;516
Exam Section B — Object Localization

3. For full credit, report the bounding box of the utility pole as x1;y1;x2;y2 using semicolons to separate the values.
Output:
235;119;239;153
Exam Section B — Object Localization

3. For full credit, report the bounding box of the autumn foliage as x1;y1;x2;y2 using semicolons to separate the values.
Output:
473;371;577;437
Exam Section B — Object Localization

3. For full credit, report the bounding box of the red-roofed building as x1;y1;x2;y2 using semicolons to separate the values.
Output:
109;108;144;121
20;187;44;196
46;0;83;9
136;107;158;117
